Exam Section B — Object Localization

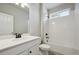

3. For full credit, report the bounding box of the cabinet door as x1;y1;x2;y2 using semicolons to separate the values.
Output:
28;44;40;55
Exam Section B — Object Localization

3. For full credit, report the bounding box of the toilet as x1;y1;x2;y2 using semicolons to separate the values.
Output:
39;39;51;55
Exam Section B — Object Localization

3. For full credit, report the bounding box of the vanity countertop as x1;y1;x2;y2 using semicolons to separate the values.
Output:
0;36;40;51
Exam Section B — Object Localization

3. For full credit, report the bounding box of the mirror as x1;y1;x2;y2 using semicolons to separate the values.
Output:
0;3;29;35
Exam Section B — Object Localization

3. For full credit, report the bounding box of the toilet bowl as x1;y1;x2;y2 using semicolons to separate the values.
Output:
39;44;51;51
39;44;51;55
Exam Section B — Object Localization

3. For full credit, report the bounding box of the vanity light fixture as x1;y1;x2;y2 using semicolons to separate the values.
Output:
15;3;29;8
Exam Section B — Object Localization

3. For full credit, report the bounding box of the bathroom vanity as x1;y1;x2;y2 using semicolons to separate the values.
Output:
0;36;41;55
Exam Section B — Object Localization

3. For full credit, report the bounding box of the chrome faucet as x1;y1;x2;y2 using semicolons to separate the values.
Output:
14;33;21;38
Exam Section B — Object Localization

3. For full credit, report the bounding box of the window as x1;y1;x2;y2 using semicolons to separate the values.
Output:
49;8;70;19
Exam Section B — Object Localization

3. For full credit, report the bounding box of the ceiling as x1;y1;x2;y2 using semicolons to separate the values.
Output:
43;3;62;9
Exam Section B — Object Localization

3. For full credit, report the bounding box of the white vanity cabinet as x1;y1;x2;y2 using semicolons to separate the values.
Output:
0;38;41;55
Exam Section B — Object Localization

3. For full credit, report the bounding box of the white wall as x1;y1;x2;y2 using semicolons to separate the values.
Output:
42;3;79;54
74;4;79;50
41;3;79;54
0;3;29;34
48;10;75;49
48;4;77;50
40;4;49;42
28;3;41;36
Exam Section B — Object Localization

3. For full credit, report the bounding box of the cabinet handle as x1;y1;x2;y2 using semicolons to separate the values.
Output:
29;51;32;53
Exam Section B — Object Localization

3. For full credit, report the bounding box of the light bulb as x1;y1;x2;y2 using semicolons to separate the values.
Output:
15;3;19;5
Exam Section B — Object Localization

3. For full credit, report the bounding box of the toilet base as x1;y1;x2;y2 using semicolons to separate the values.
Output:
39;49;48;55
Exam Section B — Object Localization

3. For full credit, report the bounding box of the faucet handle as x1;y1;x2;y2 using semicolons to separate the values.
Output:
14;33;21;38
